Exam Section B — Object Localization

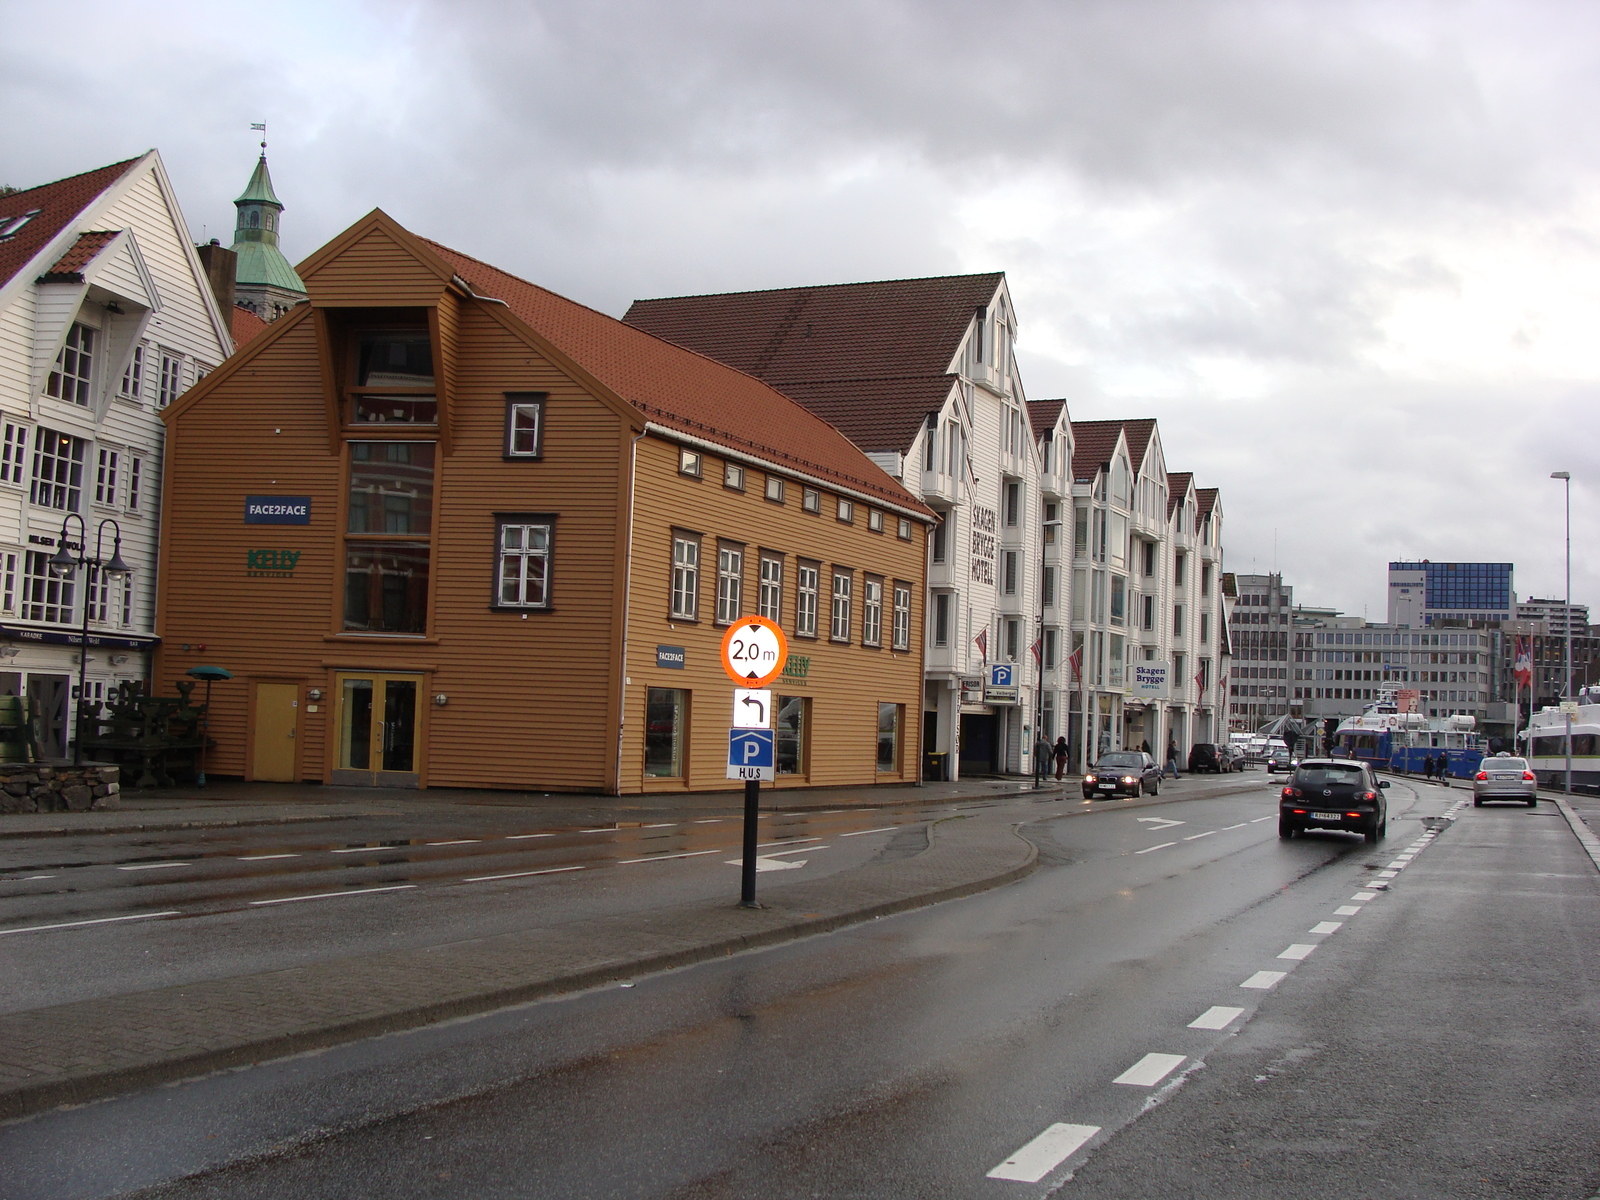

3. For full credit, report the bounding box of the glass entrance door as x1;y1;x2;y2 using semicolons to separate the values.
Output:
333;673;421;787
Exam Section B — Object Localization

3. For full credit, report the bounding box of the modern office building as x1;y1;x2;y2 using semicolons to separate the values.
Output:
1292;619;1494;722
1517;597;1590;639
1227;573;1294;729
1388;561;1515;627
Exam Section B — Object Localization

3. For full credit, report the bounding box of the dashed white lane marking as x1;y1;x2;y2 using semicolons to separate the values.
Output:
1113;1053;1187;1087
1385;860;1410;869
1376;870;1398;879
762;844;828;858
815;809;848;814
1278;943;1316;960
1135;841;1176;854
0;910;182;936
117;862;190;871
1221;823;1249;830
1250;816;1274;823
1334;905;1362;916
250;884;417;906
464;865;585;883
1189;1005;1245;1030
238;853;299;861
24;874;56;879
987;1123;1101;1183
1241;970;1288;989
693;819;725;824
578;827;614;833
758;837;822;848
643;823;674;829
330;847;395;855
1309;921;1343;934
1352;891;1378;901
425;840;479;846
841;826;898;837
1183;831;1217;840
506;833;554;840
616;849;720;865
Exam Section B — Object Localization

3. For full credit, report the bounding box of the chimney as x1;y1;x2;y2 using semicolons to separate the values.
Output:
196;239;237;318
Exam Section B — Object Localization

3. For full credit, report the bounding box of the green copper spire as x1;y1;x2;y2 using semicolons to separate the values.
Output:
230;153;306;306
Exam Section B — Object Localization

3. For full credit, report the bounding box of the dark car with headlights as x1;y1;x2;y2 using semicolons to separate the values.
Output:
1083;751;1162;799
1280;758;1389;842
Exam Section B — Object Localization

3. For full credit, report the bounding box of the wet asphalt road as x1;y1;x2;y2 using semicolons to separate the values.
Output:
2;775;1596;1199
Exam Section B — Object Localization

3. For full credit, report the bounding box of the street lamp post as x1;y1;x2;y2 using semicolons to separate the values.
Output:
1551;471;1572;795
48;515;131;766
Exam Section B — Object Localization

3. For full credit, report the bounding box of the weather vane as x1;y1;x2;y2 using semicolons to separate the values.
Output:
251;122;267;152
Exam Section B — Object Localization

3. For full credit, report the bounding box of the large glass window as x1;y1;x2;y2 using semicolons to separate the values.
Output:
46;323;94;405
776;695;806;775
30;428;84;512
1110;575;1126;626
892;582;912;650
644;687;686;778
344;441;434;634
758;554;782;621
120;345;146;400
22;550;73;623
876;703;901;773
350;329;436;424
862;576;883;646
933;591;951;647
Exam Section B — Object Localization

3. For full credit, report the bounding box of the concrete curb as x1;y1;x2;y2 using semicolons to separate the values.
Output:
1551;796;1600;874
0;813;351;840
0;818;1037;1123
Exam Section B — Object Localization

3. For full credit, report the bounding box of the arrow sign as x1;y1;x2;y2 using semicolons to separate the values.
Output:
721;615;789;688
733;688;771;729
1136;816;1185;830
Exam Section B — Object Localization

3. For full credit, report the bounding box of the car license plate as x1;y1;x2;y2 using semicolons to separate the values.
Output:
1489;774;1515;781
1099;782;1116;789
1311;811;1342;821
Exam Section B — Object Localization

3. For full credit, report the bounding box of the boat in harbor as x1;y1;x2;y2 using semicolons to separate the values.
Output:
1521;685;1600;790
1330;691;1486;778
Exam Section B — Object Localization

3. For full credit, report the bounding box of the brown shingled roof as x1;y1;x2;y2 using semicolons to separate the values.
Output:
1027;399;1066;440
421;237;931;516
230;304;271;348
37;230;120;282
0;158;140;291
1166;472;1194;521
621;273;1003;453
1072;417;1158;475
1070;420;1124;482
1196;487;1219;520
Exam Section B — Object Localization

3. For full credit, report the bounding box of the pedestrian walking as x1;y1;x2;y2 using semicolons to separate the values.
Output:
1140;739;1152;756
1164;738;1180;780
1422;753;1435;782
1436;754;1449;787
1053;736;1070;781
1034;733;1053;786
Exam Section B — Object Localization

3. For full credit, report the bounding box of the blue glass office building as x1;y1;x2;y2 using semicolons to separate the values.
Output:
1387;562;1515;626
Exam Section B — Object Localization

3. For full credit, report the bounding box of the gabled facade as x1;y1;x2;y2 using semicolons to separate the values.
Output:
0;152;231;755
626;274;1045;778
155;212;933;793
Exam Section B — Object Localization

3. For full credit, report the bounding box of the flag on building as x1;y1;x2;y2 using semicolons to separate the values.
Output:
1068;645;1083;682
1030;636;1043;667
1514;636;1532;689
975;628;988;661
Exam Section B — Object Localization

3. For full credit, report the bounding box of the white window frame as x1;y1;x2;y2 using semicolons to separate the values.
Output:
95;446;119;507
716;542;743;625
830;569;852;642
796;561;819;638
892;582;911;651
862;576;883;647
157;350;182;408
496;518;553;608
120;344;146;401
46;322;95;405
30;428;85;512
670;534;700;620
758;553;782;622
0;424;26;485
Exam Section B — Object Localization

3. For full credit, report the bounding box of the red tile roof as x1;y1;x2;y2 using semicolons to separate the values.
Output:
230;304;271;348
1196;487;1219;520
422;239;932;515
0;158;140;291
1072;417;1158;476
36;230;120;282
1070;420;1124;482
621;273;1003;452
1027;399;1066;440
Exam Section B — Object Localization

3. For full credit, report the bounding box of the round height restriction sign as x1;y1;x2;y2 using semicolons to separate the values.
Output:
721;616;790;688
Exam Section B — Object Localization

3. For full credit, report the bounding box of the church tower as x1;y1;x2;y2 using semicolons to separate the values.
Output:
229;154;307;320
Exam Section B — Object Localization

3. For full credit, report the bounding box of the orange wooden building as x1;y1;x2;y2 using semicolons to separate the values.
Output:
153;212;934;794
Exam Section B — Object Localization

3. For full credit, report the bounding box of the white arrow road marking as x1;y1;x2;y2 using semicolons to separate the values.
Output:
725;846;829;872
987;1124;1100;1183
1135;816;1185;830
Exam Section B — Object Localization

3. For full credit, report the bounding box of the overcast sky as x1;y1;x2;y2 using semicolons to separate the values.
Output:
5;0;1595;620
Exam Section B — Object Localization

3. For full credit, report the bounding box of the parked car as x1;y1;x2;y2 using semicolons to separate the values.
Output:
1083;751;1162;799
1279;758;1389;842
1472;754;1538;807
1188;743;1226;773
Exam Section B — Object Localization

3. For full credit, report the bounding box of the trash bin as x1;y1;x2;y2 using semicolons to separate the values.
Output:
923;750;947;782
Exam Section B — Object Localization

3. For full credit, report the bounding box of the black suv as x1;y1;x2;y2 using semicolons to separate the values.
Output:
1188;743;1226;773
1280;759;1389;842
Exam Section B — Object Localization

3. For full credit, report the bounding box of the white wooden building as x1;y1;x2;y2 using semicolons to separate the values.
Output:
0;151;231;754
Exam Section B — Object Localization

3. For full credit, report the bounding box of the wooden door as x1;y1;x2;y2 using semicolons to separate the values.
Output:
252;683;299;781
28;675;69;760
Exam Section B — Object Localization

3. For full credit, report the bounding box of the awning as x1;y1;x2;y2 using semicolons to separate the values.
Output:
0;625;161;651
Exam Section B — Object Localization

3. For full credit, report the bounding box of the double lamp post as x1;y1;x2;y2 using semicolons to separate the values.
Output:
48;514;130;766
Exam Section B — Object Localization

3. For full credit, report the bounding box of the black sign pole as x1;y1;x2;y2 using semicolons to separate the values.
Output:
739;775;761;907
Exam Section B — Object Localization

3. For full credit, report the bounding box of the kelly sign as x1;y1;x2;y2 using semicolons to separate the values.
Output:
245;496;311;525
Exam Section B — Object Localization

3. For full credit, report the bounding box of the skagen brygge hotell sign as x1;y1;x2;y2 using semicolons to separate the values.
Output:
244;496;312;525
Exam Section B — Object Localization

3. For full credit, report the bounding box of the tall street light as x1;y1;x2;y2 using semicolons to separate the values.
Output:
48;515;131;766
1551;471;1572;794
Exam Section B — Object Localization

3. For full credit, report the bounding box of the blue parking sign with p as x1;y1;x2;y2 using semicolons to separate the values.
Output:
728;728;776;781
990;663;1014;687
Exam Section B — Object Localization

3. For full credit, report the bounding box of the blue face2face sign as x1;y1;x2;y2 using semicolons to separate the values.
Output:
244;496;312;525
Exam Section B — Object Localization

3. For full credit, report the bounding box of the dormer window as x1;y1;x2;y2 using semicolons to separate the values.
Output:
348;327;437;424
46;323;95;405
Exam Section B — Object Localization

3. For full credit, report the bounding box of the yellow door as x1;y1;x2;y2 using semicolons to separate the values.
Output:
331;673;421;787
252;683;299;782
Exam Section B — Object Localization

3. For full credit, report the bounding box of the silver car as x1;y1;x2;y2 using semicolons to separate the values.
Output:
1472;755;1538;807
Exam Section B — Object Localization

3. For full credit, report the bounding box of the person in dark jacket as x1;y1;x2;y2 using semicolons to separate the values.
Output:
1034;734;1053;785
1053;736;1070;780
1422;753;1435;782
